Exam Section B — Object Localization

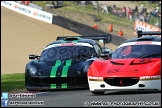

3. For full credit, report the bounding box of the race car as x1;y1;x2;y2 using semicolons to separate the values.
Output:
25;35;111;91
88;31;161;95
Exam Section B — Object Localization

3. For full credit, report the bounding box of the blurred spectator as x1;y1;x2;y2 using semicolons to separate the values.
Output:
107;5;113;14
139;4;145;15
122;6;126;17
101;4;108;13
127;7;133;20
113;7;118;15
51;1;55;5
145;13;151;22
113;4;116;9
143;13;147;22
122;6;126;12
118;9;123;18
134;12;140;20
158;1;161;6
139;15;145;22
133;6;138;12
92;1;98;9
150;7;158;17
157;11;161;17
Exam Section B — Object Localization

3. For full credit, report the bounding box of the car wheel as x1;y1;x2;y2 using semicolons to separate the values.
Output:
25;86;34;91
25;73;36;91
91;91;105;95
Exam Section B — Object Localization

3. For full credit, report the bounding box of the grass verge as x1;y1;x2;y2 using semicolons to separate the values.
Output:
1;73;25;93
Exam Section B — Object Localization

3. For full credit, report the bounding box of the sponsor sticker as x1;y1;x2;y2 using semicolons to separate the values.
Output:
135;42;152;44
140;75;161;80
34;11;51;20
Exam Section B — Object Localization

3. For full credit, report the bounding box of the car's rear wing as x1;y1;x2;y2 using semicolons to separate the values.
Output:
137;30;161;38
56;35;111;44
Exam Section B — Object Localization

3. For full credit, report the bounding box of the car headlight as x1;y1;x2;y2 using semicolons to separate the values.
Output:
29;67;37;75
83;65;90;72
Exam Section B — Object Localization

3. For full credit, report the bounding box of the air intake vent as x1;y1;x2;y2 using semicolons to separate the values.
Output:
137;36;153;41
110;61;124;65
104;77;139;86
64;37;80;41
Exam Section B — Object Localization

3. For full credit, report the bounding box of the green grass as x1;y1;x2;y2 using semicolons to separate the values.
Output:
32;1;161;28
130;1;161;10
32;1;134;26
1;73;25;93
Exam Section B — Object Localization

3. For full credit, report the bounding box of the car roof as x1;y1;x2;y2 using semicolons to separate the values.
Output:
47;38;97;46
123;36;161;43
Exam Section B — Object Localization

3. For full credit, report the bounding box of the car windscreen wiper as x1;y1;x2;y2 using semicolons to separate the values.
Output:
138;53;161;58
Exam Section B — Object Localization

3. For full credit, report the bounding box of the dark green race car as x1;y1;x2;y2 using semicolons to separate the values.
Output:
25;35;111;91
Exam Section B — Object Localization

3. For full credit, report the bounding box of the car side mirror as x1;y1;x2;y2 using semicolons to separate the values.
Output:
100;52;110;59
29;54;40;59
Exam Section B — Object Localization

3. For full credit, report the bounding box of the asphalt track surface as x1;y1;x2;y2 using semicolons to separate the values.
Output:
8;89;161;107
1;6;161;107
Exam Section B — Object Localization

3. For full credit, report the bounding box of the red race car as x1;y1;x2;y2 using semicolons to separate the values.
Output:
88;31;161;95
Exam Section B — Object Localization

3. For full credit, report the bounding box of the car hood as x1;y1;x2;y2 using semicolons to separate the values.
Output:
88;58;161;77
44;59;84;66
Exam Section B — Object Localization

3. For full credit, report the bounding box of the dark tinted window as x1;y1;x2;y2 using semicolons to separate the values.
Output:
112;44;161;59
39;46;97;61
93;44;102;57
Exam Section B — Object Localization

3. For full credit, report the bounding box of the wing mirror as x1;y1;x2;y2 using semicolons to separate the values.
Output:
101;52;110;59
101;47;113;59
29;54;40;59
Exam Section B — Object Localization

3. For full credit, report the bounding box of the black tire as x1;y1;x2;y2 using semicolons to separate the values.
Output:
25;73;36;91
25;86;34;91
91;91;105;95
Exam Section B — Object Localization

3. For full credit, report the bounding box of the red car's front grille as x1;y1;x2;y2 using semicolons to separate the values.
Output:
104;77;139;86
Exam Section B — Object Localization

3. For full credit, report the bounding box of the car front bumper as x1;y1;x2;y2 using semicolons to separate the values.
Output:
88;78;161;92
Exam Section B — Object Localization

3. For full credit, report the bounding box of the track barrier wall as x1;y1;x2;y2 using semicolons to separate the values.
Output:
1;1;53;24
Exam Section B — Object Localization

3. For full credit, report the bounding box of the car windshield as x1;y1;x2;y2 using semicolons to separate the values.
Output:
39;46;96;61
111;44;161;59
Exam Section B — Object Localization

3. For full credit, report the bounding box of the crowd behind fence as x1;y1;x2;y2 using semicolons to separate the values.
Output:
73;1;161;29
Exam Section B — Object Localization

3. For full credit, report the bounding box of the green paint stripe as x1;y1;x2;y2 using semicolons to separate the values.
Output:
72;40;78;43
62;40;67;43
65;59;72;66
55;60;61;66
51;84;56;89
61;60;72;77
61;83;67;88
62;38;78;44
50;60;61;78
61;66;68;77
